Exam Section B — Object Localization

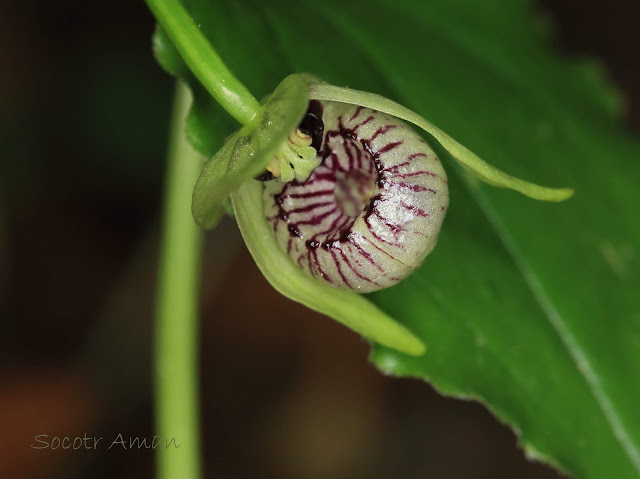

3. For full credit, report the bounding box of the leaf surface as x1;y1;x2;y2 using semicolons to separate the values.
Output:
153;1;640;477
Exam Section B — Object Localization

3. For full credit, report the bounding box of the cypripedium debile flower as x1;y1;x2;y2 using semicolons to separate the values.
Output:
192;74;573;356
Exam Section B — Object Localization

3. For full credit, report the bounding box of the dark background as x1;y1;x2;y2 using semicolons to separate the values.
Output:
1;1;638;478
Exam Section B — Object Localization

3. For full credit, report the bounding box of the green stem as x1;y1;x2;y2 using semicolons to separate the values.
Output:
146;0;261;125
155;81;204;479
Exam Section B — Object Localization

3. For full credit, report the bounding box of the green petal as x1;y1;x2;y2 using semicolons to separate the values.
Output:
307;81;574;202
191;74;309;229
230;180;426;356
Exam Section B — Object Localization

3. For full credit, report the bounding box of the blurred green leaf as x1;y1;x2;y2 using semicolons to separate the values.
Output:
152;0;640;477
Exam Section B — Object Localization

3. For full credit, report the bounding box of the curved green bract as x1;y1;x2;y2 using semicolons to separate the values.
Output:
307;81;574;202
191;74;309;229
230;180;426;356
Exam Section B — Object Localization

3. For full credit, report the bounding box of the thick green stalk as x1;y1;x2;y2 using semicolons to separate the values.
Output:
146;0;261;125
155;81;204;479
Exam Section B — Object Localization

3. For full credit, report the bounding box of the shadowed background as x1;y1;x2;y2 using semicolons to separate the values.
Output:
0;1;638;478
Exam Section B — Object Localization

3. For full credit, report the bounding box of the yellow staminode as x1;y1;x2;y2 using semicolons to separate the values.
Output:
289;128;313;147
266;129;319;182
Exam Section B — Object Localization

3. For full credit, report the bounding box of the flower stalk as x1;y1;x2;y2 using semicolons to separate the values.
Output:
154;81;204;479
145;0;260;125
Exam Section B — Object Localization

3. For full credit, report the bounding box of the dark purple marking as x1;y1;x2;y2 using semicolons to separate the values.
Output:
309;247;333;284
383;160;411;173
386;181;437;193
365;215;402;247
360;233;411;267
349;240;386;274
349;106;364;121
336;248;380;286
329;248;353;288
329;152;347;172
298;100;324;151
352;116;374;134
370;124;397;143
312;214;353;241
375;140;403;156
373;210;406;235
400;201;429;217
344;140;355;169
295;209;336;227
288;224;301;237
255;170;275;181
287;189;334;199
395;170;442;180
288;201;334;214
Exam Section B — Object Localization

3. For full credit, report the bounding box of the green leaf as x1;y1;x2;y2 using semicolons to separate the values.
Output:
191;74;309;228
151;0;640;478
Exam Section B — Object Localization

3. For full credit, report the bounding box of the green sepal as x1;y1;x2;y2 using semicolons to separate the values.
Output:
305;78;574;202
191;74;309;229
231;180;426;356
